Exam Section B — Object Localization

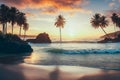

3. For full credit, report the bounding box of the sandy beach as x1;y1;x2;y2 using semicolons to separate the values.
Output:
0;63;120;80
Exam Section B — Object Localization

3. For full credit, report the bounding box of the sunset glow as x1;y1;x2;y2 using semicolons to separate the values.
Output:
0;0;120;41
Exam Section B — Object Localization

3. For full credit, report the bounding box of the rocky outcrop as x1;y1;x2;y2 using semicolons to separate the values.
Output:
26;32;51;43
0;33;33;53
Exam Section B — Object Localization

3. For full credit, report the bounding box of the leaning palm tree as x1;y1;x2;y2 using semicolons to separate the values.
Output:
9;7;18;34
0;4;9;34
54;15;65;42
91;13;110;38
16;12;26;36
23;22;29;40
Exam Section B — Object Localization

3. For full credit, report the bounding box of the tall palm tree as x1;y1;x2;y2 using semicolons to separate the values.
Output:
23;22;29;40
54;15;65;42
9;7;18;34
91;13;110;38
116;17;120;29
16;12;26;36
111;13;118;31
0;4;9;34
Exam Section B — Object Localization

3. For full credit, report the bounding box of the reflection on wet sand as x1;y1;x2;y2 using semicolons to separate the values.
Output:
0;56;120;80
0;63;120;80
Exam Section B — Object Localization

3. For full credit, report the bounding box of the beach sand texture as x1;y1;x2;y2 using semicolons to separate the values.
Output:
0;63;120;80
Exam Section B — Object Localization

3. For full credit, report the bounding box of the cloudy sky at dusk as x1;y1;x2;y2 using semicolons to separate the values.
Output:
0;0;120;41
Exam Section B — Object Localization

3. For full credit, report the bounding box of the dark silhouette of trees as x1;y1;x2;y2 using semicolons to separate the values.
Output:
0;4;9;34
55;15;65;42
91;13;110;38
9;7;18;34
23;23;29;40
0;4;28;37
111;13;118;32
16;12;26;36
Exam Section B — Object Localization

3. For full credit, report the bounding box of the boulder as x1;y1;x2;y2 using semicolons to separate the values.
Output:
27;32;51;43
0;33;33;54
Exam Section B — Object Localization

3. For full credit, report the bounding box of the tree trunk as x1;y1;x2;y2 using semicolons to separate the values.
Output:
19;26;22;36
2;23;5;34
59;27;62;42
12;25;14;34
24;30;26;40
100;27;110;39
5;23;7;34
114;24;117;38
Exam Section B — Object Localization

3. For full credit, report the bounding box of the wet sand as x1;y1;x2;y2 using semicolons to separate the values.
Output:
0;63;120;80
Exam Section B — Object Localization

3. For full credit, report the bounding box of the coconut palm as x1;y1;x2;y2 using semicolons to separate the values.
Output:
0;4;9;34
16;12;26;36
54;15;65;42
23;22;29;40
91;13;110;38
9;7;18;34
116;17;120;29
111;13;118;31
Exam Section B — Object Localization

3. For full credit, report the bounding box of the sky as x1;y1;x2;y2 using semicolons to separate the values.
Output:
0;0;120;41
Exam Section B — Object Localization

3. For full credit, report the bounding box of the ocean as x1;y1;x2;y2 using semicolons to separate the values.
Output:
24;43;120;70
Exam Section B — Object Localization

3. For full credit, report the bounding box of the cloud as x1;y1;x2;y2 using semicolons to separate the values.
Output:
26;12;35;17
0;0;92;14
109;2;115;7
105;7;120;17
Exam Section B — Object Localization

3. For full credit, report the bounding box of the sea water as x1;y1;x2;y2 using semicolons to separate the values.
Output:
24;43;120;70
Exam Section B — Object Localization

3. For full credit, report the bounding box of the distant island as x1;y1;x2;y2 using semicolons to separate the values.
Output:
98;31;120;43
26;32;51;43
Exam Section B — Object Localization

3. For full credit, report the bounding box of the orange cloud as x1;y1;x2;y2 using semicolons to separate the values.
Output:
26;12;35;17
0;0;91;14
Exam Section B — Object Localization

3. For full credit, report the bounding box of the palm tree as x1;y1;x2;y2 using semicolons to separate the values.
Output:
16;12;26;36
9;7;18;34
23;22;29;40
0;4;9;34
116;17;120;29
111;13;118;31
54;15;65;42
91;13;110;38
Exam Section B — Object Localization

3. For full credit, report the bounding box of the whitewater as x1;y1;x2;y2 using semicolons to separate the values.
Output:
24;43;120;70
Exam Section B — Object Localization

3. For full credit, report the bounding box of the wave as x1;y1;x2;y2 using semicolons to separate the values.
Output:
46;48;120;54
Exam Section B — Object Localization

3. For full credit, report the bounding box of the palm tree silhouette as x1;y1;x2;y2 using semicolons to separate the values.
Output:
0;4;9;34
23;23;29;40
111;13;118;32
116;17;120;29
91;13;110;38
9;7;18;34
16;12;26;36
54;15;65;42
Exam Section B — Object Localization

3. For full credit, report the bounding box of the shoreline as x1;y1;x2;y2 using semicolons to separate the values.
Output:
0;63;120;80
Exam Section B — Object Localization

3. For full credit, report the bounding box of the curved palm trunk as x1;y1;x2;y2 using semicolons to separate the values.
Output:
19;26;22;36
100;27;110;38
59;27;62;42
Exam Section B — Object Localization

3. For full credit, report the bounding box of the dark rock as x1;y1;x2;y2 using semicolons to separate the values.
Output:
98;34;120;43
0;33;33;54
27;32;51;43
